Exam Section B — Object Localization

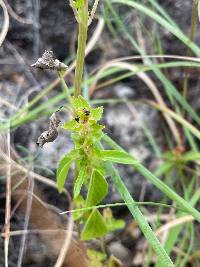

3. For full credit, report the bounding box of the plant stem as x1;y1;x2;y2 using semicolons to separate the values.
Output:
57;71;71;105
183;0;199;100
74;1;89;97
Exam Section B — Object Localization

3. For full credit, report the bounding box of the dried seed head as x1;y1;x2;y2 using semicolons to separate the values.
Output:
49;113;61;128
36;130;57;148
36;113;61;148
31;50;68;71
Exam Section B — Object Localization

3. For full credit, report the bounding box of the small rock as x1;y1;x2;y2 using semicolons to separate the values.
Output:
108;242;131;262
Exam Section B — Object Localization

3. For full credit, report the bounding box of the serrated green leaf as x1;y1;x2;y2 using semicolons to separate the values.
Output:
74;166;87;198
86;170;108;207
90;107;104;121
57;151;77;192
57;150;77;177
103;208;125;232
57;159;72;193
71;95;90;110
62;119;80;131
107;218;125;232
81;209;108;240
100;150;139;165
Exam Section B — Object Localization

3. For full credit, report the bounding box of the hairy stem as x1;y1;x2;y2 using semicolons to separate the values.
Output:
74;1;89;97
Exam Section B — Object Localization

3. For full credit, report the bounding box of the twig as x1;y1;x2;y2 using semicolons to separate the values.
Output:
7;42;40;89
1;229;76;238
0;0;9;46
2;192;27;234
0;96;18;111
54;187;73;267
4;0;33;25
17;171;34;267
57;71;72;104
4;123;11;267
90;54;200;75
88;0;100;25
69;0;81;23
198;0;200;22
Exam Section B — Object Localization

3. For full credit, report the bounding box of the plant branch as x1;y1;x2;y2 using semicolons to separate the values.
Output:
57;71;71;105
4;125;11;267
69;0;81;23
88;0;100;25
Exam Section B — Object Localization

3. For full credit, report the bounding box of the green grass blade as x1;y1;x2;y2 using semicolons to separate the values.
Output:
90;59;200;125
111;0;200;57
148;0;178;27
102;134;200;223
103;159;174;266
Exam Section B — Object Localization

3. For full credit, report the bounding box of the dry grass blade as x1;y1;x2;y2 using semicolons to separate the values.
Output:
0;0;9;46
172;246;193;263
17;170;34;267
0;134;88;267
1;229;77;238
0;93;18;110
88;0;100;25
90;54;200;75
54;192;73;267
89;61;181;146
4;0;33;25
141;215;194;257
4;127;11;267
148;101;200;140
155;215;194;237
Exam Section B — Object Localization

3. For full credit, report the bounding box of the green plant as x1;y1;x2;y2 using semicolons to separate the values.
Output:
102;1;200;266
28;1;200;266
53;1;171;266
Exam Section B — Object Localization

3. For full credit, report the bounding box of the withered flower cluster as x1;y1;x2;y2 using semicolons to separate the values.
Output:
32;50;67;147
36;113;61;148
31;50;68;71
